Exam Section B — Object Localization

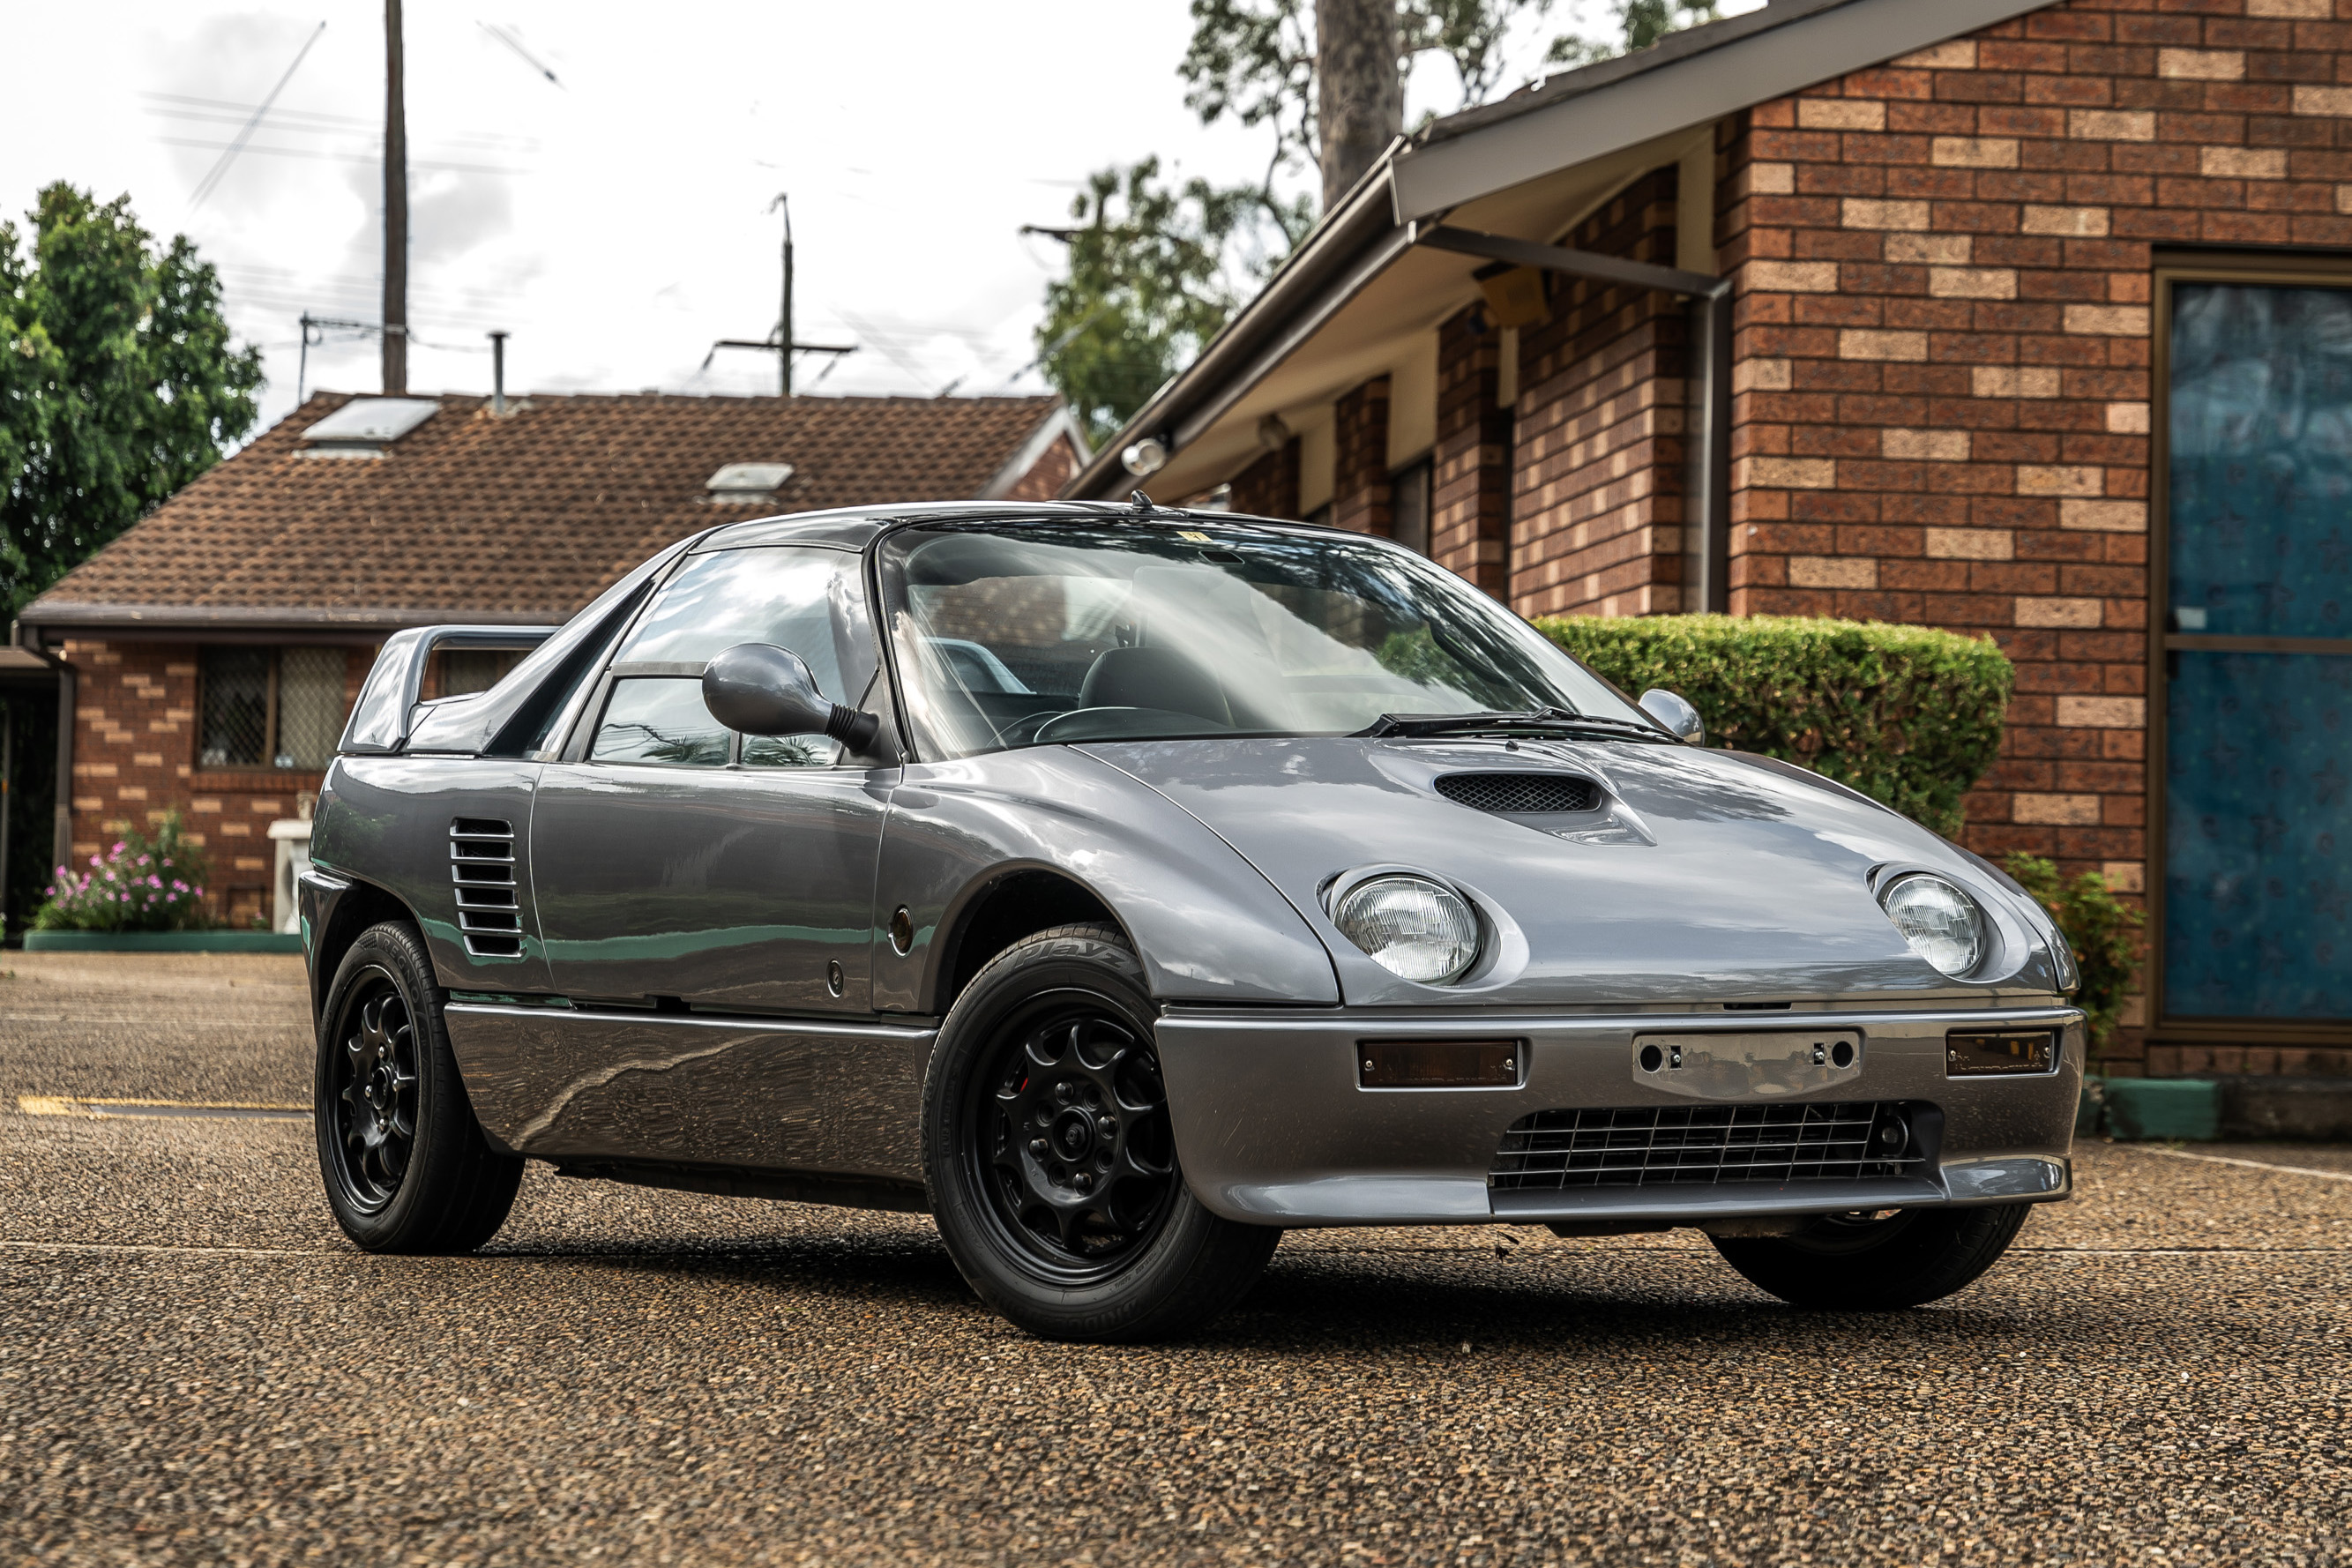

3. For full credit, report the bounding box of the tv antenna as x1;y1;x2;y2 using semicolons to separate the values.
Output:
702;194;855;396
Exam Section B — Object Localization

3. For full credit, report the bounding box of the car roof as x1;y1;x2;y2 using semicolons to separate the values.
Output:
691;499;1348;553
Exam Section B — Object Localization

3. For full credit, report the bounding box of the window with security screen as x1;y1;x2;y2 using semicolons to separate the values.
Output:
277;648;345;767
199;649;271;767
198;647;349;771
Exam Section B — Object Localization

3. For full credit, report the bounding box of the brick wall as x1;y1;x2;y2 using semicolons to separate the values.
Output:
1003;432;1082;503
1509;167;1692;618
1434;308;1513;597
63;640;370;928
1714;0;2352;1067
1331;377;1393;535
1228;437;1302;519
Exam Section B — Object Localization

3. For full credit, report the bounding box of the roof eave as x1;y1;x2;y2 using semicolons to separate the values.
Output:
1388;0;2054;220
1064;151;1407;501
1064;0;2055;503
17;602;571;646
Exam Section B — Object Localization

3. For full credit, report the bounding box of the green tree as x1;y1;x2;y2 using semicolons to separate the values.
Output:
0;183;261;618
1035;1;1724;439
1178;0;1560;237
1548;0;1721;66
1036;161;1254;446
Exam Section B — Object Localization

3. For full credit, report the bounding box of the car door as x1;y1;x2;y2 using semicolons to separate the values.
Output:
528;543;889;1014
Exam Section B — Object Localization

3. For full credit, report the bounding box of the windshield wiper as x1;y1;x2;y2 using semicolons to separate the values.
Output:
1357;707;1673;742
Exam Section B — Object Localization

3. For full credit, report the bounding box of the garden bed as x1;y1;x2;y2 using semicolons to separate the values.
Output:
22;930;303;954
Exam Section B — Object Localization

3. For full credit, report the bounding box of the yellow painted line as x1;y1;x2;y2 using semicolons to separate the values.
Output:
16;1095;308;1120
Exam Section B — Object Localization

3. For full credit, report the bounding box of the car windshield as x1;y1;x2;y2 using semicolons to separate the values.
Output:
877;519;1654;759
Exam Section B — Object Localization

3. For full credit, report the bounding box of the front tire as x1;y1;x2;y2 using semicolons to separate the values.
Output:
1709;1203;2032;1310
922;924;1280;1342
315;920;523;1252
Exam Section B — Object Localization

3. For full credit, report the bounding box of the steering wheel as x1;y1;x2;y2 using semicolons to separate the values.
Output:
991;709;1074;748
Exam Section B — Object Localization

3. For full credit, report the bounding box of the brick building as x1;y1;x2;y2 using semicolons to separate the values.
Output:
1064;0;2352;1075
14;392;1083;929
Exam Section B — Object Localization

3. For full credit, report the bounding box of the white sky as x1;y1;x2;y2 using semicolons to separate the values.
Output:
0;2;1746;435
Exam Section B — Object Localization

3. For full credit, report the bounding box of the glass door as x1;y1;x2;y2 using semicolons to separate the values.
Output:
2161;280;2352;1027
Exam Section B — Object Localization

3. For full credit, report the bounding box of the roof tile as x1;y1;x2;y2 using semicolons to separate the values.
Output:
28;391;1062;623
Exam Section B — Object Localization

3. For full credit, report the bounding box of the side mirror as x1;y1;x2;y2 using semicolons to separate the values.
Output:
702;642;881;753
1638;688;1705;744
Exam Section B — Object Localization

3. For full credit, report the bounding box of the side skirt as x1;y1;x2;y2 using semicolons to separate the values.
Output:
554;1157;931;1214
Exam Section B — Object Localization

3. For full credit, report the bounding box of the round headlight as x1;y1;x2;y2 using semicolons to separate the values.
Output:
1880;874;1984;977
1332;875;1481;984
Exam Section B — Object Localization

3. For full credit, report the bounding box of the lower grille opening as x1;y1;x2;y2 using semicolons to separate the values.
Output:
1491;1101;1930;1191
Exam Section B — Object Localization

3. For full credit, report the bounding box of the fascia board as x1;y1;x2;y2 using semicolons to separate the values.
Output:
19;602;566;638
1063;172;1402;501
1389;0;2057;222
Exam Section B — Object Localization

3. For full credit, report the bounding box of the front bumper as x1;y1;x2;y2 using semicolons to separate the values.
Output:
1155;1004;2083;1227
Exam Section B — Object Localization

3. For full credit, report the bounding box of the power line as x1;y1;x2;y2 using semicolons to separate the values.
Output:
189;20;328;210
161;138;523;178
141;94;538;153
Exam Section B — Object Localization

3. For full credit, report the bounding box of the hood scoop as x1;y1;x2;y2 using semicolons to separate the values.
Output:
1435;773;1598;815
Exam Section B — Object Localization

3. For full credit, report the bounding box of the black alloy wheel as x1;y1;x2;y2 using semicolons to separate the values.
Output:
922;923;1281;1342
313;920;523;1253
967;997;1179;1283
325;973;421;1212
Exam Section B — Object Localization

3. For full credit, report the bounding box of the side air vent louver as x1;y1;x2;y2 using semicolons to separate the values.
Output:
450;818;522;959
1436;773;1599;815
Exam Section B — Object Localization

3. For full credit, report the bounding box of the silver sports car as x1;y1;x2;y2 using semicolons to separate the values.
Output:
303;501;2082;1340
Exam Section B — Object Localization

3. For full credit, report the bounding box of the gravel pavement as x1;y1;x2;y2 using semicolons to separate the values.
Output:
2;952;2347;1565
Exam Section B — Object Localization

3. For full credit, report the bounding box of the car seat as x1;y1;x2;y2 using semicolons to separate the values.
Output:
1075;646;1233;727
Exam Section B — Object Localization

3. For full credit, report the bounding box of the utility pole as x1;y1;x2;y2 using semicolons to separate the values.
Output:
383;0;408;395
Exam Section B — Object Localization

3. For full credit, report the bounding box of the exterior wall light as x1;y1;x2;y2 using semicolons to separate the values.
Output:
1122;436;1169;477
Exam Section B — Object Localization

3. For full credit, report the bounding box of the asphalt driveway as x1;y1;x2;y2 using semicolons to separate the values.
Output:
2;952;2346;1564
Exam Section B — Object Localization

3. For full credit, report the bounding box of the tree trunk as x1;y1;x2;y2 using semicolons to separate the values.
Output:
382;0;408;396
1316;0;1402;211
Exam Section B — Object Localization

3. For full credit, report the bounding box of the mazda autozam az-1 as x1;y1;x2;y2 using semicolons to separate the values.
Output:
302;502;2081;1340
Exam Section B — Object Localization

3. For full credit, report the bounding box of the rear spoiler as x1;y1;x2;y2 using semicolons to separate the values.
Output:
338;624;561;756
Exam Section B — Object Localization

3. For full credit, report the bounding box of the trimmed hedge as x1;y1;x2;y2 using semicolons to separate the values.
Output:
1536;614;2014;838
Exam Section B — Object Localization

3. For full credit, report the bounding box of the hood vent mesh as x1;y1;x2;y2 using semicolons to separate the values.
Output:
1437;773;1598;815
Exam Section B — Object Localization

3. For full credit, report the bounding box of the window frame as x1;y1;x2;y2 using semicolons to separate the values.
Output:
556;542;877;772
195;645;345;774
2147;250;2352;1049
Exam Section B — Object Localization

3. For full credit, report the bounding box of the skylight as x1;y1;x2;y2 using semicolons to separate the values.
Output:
706;462;795;502
299;398;440;458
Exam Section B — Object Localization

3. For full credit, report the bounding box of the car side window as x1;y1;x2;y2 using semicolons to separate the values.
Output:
590;678;731;765
589;545;874;770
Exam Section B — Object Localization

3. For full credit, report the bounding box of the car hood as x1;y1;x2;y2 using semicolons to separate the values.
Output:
1081;736;2063;1008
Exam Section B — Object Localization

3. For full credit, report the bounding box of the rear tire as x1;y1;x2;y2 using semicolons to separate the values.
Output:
1709;1203;2031;1310
922;923;1280;1342
315;920;523;1253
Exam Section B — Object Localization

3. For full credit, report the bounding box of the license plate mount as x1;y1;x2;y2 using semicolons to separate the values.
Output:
1631;1029;1866;1099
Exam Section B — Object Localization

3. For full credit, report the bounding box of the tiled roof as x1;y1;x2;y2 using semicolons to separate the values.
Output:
23;392;1071;631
